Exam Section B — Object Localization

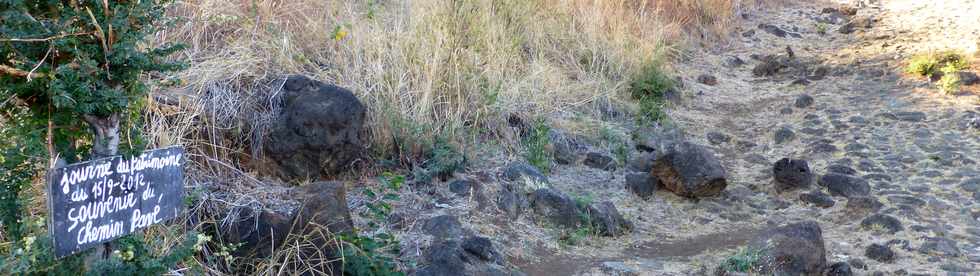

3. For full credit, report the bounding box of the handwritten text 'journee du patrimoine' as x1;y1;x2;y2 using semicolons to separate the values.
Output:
56;152;182;246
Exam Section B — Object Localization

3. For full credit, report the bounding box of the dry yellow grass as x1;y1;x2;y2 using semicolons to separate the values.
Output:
138;0;783;273
148;0;780;163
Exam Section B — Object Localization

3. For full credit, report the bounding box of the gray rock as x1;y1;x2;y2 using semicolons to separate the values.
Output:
461;236;499;262
550;130;586;164
860;214;903;234
697;74;718;86
586;201;632;236
584;152;617;171
818;173;871;198
759;24;788;37
724;56;746;68
265;76;366;180
423;215;465;240
625;172;657;199
449;179;476;196
865;244;895;263
222;207;294;259
800;191;835;208
774;126;795;144
795;94;815;108
749;221;827;275
502;163;548;184
529;188;581;228
807;140;839;154
893;111;927;122
706;131;731;145
960;71;979;86
825;261;853;276
827;164;857;175
846;197;884;218
627;152;656;172
652;142;728;198
633;126;685;154
773;158;813;191
919;237;961;257
497;190;527;218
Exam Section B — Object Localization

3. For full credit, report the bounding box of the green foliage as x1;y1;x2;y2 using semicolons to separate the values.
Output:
558;194;598;247
522;118;552;173
86;233;202;276
815;23;828;35
342;173;404;275
720;246;764;273
423;135;466;182
629;63;674;124
938;63;961;95
1;0;187;274
599;126;629;165
906;51;969;78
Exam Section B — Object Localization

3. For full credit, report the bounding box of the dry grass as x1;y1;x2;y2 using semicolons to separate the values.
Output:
137;0;783;274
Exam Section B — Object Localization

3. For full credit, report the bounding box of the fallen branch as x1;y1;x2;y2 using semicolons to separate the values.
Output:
0;64;45;78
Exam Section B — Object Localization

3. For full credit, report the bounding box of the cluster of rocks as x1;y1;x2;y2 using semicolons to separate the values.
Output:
416;215;516;276
626;126;729;199
496;162;633;237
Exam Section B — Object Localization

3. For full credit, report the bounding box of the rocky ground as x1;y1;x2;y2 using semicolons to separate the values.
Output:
343;0;980;275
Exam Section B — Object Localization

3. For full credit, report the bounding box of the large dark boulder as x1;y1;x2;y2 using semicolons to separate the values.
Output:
625;171;657;199
528;188;581;228
652;142;728;198
264;76;366;180
773;158;813;191
748;221;828;275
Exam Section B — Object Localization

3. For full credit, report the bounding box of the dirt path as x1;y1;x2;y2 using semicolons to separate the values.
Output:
509;0;980;275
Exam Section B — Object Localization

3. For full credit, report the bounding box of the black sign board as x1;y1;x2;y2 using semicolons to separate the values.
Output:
46;146;185;258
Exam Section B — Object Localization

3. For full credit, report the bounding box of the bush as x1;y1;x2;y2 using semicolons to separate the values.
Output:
938;64;962;95
523;119;553;173
719;246;764;273
629;63;675;124
906;51;969;77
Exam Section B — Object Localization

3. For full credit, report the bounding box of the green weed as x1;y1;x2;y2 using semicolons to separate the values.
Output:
629;63;675;124
523;118;553;173
720;246;765;273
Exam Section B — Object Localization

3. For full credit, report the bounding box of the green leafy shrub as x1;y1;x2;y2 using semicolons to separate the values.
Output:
629;63;675;124
719;246;764;273
906;51;969;77
342;173;404;275
938;63;962;95
1;0;188;274
523;118;553;173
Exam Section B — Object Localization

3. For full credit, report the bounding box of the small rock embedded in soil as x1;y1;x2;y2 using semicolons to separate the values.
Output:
918;237;961;257
825;261;853;276
724;56;746;68
758;23;788;37
865;243;896;263
423;215;465;240
705;131;731;145
449;179;475;196
502;162;548;184
461;236;498;262
800;191;835;208
818;173;870;198
697;74;718;86
774;126;795;144
860;213;903;234
794;94;815;108
773;158;813;191
586;201;633;236
529;188;581;228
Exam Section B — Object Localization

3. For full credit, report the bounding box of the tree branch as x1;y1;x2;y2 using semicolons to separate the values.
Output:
0;64;45;78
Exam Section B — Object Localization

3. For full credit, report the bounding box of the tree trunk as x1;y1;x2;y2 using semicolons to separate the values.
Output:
82;114;120;159
80;113;120;262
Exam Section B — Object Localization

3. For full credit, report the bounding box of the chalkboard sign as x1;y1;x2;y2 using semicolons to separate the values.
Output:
47;146;185;258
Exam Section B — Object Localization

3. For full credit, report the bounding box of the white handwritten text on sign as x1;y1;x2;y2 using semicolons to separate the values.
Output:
47;146;185;258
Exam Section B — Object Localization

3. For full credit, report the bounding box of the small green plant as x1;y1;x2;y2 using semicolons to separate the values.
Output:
720;246;765;273
558;194;599;247
906;51;969;78
629;63;675;124
424;135;466;181
815;23;828;34
523;118;552;173
341;173;404;275
87;233;203;276
938;63;962;94
599;126;630;165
